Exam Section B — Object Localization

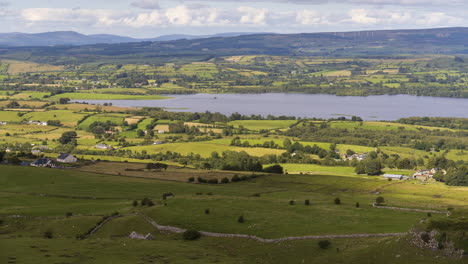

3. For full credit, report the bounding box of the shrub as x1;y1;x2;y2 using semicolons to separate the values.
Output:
305;200;310;206
427;212;432;217
66;212;73;217
238;215;245;223
220;177;229;184
208;178;219;184
197;177;207;183
318;240;331;249
148;200;155;207
132;201;138;207
183;230;201;241
355;202;360;208
188;177;195;182
204;209;210;215
334;198;341;205
43;229;53;239
375;196;385;205
289;200;295;205
231;175;241;182
263;164;284;174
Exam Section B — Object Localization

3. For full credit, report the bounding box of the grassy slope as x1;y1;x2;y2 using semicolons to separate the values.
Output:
1;165;466;263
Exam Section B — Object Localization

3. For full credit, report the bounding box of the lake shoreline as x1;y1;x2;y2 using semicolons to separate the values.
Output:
73;93;468;121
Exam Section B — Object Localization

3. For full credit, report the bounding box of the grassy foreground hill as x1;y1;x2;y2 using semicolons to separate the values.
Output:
1;165;467;263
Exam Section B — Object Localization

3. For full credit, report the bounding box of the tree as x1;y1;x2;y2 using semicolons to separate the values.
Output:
220;177;229;184
334;197;341;205
263;164;284;174
59;131;77;145
132;200;138;207
305;200;310;206
366;159;383;175
355;202;360;208
375;196;385;206
237;215;245;223
59;98;70;104
6;101;20;108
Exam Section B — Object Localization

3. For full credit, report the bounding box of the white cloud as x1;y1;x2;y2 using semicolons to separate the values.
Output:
165;5;192;25
238;6;268;25
131;0;160;10
296;10;329;25
348;9;413;25
416;12;463;26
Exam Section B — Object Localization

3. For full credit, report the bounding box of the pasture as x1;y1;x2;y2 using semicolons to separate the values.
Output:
0;165;465;263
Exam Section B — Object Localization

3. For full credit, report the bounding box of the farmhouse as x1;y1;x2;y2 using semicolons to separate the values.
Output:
129;231;154;240
96;143;113;150
30;158;56;168
153;141;164;145
343;153;367;161
157;130;166;134
413;168;446;181
57;153;78;163
0;121;7;125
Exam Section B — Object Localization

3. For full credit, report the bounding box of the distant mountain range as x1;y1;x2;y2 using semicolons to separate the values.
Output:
0;31;269;47
0;27;467;65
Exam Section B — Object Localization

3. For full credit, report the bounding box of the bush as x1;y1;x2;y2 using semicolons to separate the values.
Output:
238;215;245;223
289;200;295;205
197;177;207;183
204;209;210;215
334;198;341;205
188;177;195;183
375;196;385;205
355;202;360;208
132;200;138;207
231;175;241;182
66;212;73;217
183;230;201;240
220;177;229;184
318;240;331;249
208;178;219;184
43;230;53;239
305;200;310;206
263;164;284;174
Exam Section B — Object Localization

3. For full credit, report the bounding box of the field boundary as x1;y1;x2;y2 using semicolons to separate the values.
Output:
139;214;406;243
372;203;449;214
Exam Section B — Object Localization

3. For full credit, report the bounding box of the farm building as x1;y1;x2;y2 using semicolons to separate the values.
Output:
27;121;48;126
129;231;154;240
157;130;166;134
30;158;56;168
57;153;78;163
96;143;113;150
382;174;408;180
0;121;7;125
153;141;164;145
413;168;446;181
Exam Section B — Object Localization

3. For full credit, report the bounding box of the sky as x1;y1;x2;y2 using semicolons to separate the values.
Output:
1;0;467;38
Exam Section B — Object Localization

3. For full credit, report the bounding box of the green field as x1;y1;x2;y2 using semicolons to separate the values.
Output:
1;165;466;263
51;93;170;100
228;120;298;130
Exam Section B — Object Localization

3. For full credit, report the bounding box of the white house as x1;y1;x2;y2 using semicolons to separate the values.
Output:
57;153;78;163
30;158;56;168
0;121;7;125
31;149;41;155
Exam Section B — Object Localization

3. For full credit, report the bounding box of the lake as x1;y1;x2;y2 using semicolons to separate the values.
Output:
74;93;468;120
